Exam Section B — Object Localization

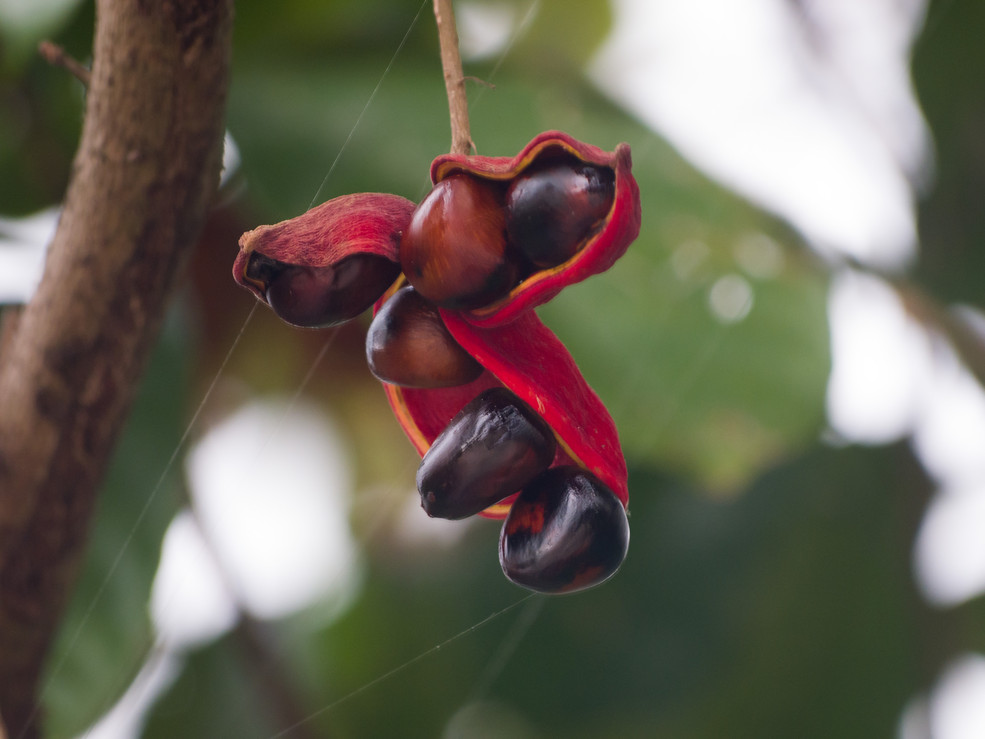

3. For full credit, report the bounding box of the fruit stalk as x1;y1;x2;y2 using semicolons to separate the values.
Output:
433;0;473;155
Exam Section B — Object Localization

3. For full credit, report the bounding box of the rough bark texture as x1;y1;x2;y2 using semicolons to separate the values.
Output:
0;1;233;736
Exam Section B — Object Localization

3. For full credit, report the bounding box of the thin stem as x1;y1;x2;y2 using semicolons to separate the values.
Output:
433;0;473;154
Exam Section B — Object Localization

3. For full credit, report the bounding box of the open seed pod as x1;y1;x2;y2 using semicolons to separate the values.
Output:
426;130;641;327
376;280;628;519
233;193;414;327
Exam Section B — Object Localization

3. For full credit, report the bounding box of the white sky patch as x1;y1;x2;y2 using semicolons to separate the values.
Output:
591;0;929;271
220;131;241;187
457;1;519;61
0;206;57;304
592;0;985;644
928;655;985;739
150;510;239;649
184;398;360;621
908;326;985;606
915;485;985;607
825;274;985;608
911;350;985;488
75;649;182;739
825;269;932;444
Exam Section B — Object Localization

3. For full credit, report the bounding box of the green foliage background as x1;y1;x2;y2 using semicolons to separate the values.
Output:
2;0;984;736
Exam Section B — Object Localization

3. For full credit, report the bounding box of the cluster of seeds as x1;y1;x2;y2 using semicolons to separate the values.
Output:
400;159;614;310
234;132;638;594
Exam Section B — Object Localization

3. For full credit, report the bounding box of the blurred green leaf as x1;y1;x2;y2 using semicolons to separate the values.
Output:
138;442;927;739
142;634;282;739
912;0;985;306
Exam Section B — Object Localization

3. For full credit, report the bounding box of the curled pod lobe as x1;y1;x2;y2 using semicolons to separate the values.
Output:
234;192;414;327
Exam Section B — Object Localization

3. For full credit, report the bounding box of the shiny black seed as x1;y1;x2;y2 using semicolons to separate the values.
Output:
417;387;556;520
505;162;615;268
499;466;629;594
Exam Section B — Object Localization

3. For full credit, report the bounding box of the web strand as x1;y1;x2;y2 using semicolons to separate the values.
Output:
307;0;429;210
265;594;537;739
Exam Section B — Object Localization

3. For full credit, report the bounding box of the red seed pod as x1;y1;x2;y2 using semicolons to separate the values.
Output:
499;466;630;594
377;285;628;519
426;130;641;327
235;131;638;593
234;192;415;326
365;285;483;388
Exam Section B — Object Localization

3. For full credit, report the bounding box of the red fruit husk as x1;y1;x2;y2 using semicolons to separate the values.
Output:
233;192;416;301
234;132;635;523
380;293;628;519
427;130;641;327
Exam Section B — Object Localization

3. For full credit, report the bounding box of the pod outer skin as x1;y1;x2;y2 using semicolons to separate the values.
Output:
381;300;628;519
428;130;641;327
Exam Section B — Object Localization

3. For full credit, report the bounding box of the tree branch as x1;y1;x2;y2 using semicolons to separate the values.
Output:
38;41;91;87
0;1;233;736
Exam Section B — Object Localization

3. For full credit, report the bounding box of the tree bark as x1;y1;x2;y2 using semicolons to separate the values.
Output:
0;1;233;736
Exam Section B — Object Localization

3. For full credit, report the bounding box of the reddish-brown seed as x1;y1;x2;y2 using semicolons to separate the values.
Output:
366;286;484;388
499;466;629;594
400;175;517;310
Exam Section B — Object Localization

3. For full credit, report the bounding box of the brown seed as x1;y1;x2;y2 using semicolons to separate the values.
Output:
505;162;615;268
400;174;518;309
417;387;557;520
246;252;400;328
499;466;629;594
366;286;484;388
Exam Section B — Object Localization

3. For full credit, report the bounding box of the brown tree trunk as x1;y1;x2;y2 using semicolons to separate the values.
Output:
0;1;233;736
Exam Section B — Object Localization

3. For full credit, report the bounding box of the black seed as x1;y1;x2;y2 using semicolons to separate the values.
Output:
417;387;556;520
499;466;629;594
505;162;615;268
